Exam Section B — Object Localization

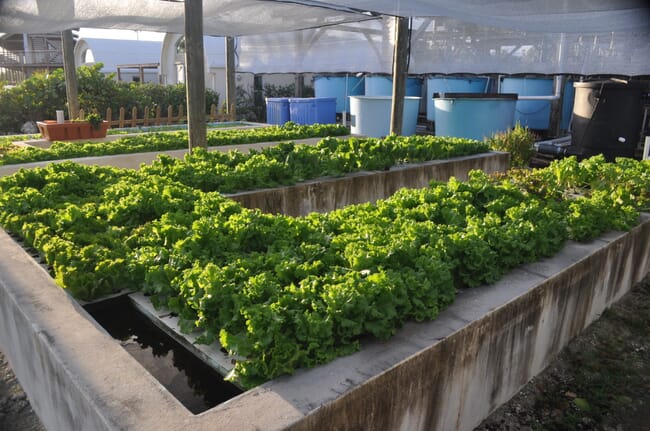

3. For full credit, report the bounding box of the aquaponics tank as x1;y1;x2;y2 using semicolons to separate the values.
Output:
433;93;517;140
314;75;365;113
426;76;489;122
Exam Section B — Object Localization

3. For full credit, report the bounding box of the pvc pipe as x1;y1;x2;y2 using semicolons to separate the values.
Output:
516;94;560;101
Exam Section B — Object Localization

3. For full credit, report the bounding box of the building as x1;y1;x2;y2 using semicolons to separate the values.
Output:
74;38;162;84
0;33;63;84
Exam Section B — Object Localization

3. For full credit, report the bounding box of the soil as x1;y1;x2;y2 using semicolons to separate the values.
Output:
0;354;45;431
475;272;650;431
1;274;648;431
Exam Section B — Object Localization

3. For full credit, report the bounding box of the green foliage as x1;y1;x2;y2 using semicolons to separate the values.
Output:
487;122;536;168
139;134;490;193
0;63;219;134
0;122;350;166
86;112;103;130
0;154;648;388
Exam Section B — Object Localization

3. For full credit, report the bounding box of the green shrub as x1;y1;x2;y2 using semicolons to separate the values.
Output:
487;122;536;168
0;63;219;134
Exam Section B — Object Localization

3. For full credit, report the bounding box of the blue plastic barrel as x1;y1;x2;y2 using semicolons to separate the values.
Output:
314;75;365;113
426;76;489;121
349;96;421;138
364;76;423;97
265;98;290;125
500;77;553;129
433;93;517;141
288;97;337;125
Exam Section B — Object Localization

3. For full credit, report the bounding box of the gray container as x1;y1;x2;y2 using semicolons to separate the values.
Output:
571;80;645;160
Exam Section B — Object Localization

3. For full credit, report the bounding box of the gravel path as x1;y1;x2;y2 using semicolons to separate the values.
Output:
0;352;45;431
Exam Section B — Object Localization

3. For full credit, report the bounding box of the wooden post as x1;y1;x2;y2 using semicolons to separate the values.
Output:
144;106;150;126
294;74;304;97
210;104;217;121
390;16;409;136
548;75;567;138
119;107;125;128
225;36;236;118
253;74;264;107
155;105;162;125
106;108;112;128
61;29;79;120
167;105;173;125
178;104;185;123
131;107;137;127
184;0;207;150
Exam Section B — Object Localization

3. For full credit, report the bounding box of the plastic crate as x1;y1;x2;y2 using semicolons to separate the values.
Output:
288;97;336;125
265;98;290;125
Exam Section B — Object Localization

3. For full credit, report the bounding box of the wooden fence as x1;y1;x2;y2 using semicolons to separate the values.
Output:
78;104;235;129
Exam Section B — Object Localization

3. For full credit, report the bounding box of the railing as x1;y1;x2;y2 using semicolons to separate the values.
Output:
0;50;63;66
78;104;236;129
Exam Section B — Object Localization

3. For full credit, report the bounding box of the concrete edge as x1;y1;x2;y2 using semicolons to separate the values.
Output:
0;211;647;430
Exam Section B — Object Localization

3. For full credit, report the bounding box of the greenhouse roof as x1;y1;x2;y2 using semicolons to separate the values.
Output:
1;0;648;75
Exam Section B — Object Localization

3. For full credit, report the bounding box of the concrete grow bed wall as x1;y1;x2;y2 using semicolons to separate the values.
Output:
0;135;509;216
228;152;508;216
1;214;648;430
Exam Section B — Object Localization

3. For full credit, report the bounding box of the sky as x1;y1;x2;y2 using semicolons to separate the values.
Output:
78;28;166;41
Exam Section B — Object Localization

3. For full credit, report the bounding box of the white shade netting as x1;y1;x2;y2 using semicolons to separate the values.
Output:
1;0;649;76
0;0;374;35
236;16;650;76
407;17;650;76
237;19;394;74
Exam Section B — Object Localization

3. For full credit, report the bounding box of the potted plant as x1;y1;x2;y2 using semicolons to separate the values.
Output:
86;112;102;130
85;112;109;138
37;113;109;141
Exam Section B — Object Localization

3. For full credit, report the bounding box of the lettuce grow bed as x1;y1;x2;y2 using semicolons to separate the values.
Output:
1;152;648;389
0;154;650;430
0;122;349;166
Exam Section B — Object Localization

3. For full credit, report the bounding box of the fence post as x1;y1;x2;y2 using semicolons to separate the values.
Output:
131;107;138;128
144;107;150;127
119;107;125;128
178;104;185;124
155;106;162;126
210;104;217;122
167;105;173;125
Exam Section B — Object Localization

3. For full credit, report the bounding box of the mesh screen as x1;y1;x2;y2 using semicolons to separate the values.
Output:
1;0;649;75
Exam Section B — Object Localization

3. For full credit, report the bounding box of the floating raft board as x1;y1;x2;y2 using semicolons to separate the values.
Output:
128;292;241;388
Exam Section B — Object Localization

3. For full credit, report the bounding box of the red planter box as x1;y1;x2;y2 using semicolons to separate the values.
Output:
37;120;109;141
